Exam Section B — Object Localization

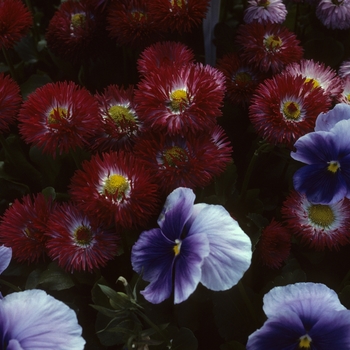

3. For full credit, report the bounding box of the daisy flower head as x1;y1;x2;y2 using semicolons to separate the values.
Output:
285;59;343;101
235;22;303;74
69;151;160;228
107;0;159;49
282;190;350;250
316;0;350;30
134;126;232;194
45;202;119;273
0;0;32;50
249;72;331;147
0;289;85;349
0;73;22;134
147;0;210;34
339;59;350;79
46;0;106;63
216;52;264;106
255;219;291;269
91;84;142;152
18;81;100;158
243;0;287;25
0;193;56;264
247;282;350;350
131;187;252;304
137;41;195;76
0;245;11;274
135;63;225;136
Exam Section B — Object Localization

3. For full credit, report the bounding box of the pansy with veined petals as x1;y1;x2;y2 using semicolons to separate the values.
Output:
131;187;252;304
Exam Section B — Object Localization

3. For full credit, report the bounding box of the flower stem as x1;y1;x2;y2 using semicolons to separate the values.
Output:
0;278;22;292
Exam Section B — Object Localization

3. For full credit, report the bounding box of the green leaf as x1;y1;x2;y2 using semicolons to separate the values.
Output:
20;72;52;100
37;262;74;291
170;327;198;350
98;284;134;310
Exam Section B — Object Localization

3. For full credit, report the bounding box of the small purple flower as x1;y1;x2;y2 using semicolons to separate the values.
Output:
247;283;350;350
0;289;85;349
0;245;11;274
316;0;350;30
131;187;252;304
244;0;287;24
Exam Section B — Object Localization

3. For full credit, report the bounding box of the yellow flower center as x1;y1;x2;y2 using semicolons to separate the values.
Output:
74;225;92;246
103;174;130;198
173;239;182;255
282;101;301;120
299;334;312;348
264;35;282;51
234;71;252;85
258;0;270;7
346;93;350;101
48;107;68;124
131;11;146;21
327;160;340;173
169;89;188;112
108;105;135;124
71;13;86;29
163;146;188;167
308;204;335;228
304;77;320;89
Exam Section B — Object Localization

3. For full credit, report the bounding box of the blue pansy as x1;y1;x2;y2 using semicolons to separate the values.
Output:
247;283;350;350
0;245;11;274
131;187;252;304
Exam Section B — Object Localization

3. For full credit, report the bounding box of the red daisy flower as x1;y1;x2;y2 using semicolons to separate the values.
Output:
133;125;232;194
147;0;210;34
91;84;142;152
249;72;331;147
235;22;303;74
69;151;160;228
134;63;225;135
45;202;119;273
255;218;291;269
216;52;264;106
281;191;350;251
18;81;100;157
0;193;56;263
45;0;106;63
0;73;22;134
137;41;195;76
107;0;160;49
0;0;32;50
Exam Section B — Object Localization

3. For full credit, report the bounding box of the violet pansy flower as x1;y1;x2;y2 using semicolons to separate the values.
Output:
0;245;11;274
247;282;350;349
131;187;252;304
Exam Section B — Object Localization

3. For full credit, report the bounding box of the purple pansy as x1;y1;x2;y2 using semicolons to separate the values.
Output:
0;245;11;274
291;103;350;204
247;282;350;350
0;289;85;349
131;187;252;304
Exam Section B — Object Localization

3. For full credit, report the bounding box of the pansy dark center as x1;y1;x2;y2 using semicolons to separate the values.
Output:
258;0;270;7
327;160;340;173
48;107;68;124
308;204;335;228
282;101;301;120
263;35;282;51
173;239;182;256
71;13;86;29
103;174;130;197
108;105;135;124
74;225;92;246
299;334;312;348
304;77;320;89
163;146;188;167
169;89;188;112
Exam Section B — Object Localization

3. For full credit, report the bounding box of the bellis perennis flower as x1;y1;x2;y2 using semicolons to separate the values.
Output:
131;187;252;304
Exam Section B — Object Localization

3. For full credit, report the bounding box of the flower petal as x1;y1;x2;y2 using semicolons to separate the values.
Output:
189;204;252;291
315;103;350;132
0;245;12;274
7;340;24;350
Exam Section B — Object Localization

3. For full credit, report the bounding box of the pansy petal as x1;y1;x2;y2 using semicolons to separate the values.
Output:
1;289;85;350
7;340;23;350
0;245;12;274
131;228;175;282
173;233;210;304
293;163;347;204
328;119;350;153
315;103;350;132
189;204;252;291
157;187;195;241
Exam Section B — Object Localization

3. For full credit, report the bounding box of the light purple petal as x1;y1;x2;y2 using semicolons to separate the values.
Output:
327;119;350;153
0;245;12;274
173;233;210;304
315;103;350;132
189;204;252;291
7;340;24;350
263;283;345;319
1;289;85;350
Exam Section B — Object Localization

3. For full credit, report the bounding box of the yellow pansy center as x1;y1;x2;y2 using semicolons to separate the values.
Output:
304;77;320;89
163;146;188;167
299;334;312;348
169;89;188;112
108;105;135;124
264;35;282;51
74;225;92;246
308;204;335;228
282;101;301;120
71;13;86;29
173;239;182;256
327;160;340;173
258;0;270;7
103;174;130;198
48;107;68;124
